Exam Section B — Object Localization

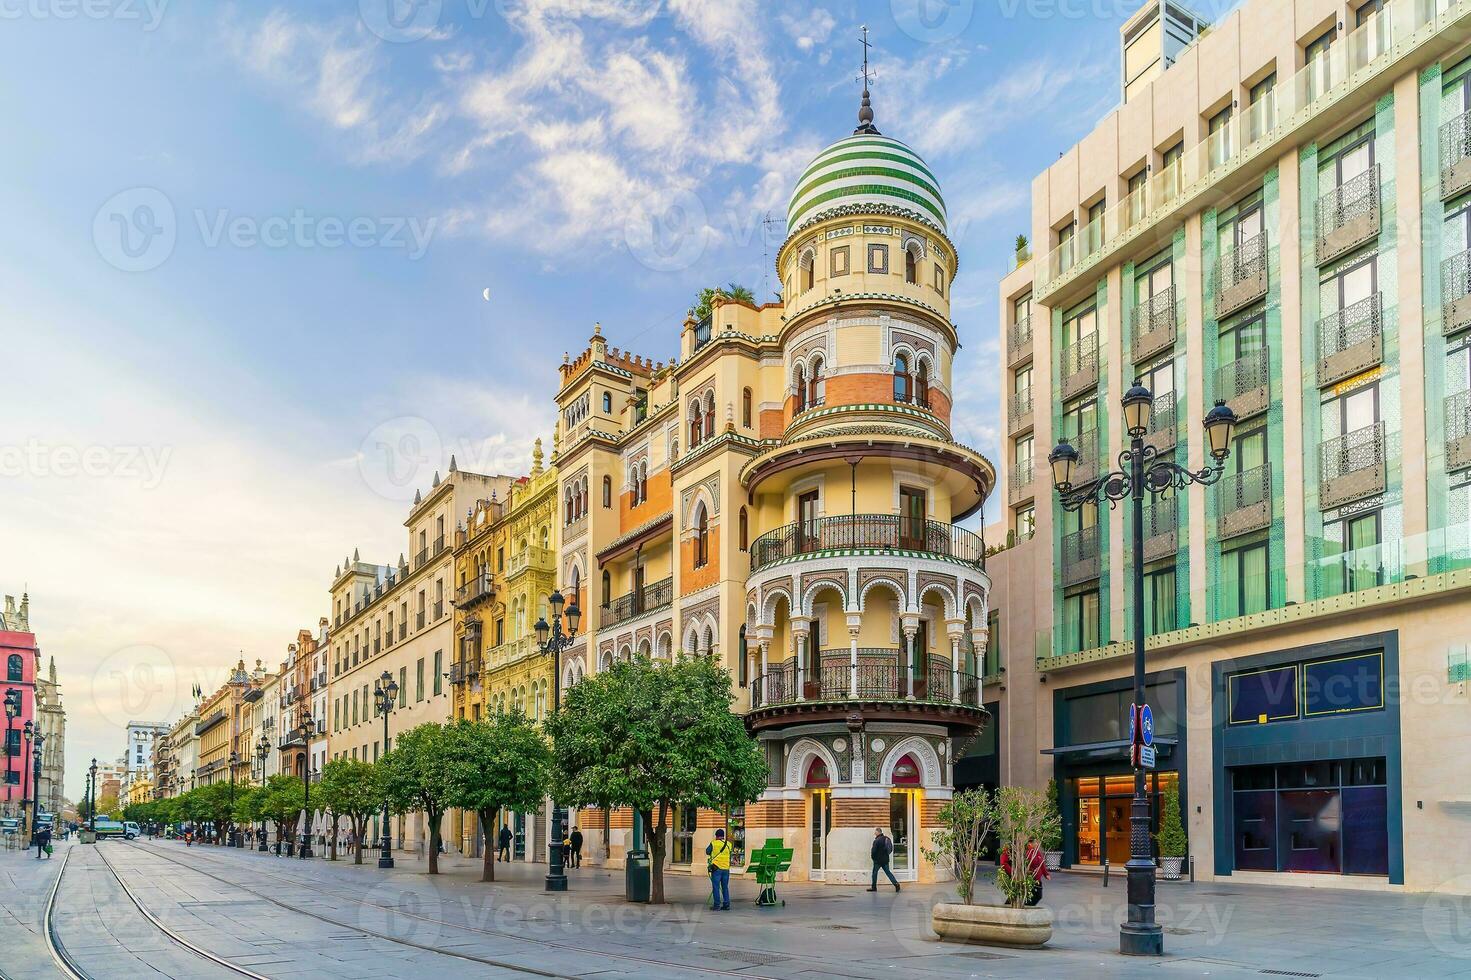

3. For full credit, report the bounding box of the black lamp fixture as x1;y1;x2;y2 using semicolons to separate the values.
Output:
254;734;271;851
374;670;399;869
1047;384;1237;957
297;712;315;858
533;588;580;893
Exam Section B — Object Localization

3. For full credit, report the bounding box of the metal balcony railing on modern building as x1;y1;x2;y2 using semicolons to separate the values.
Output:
1007;314;1033;367
1060;334;1099;400
1143;391;1177;453
1440;108;1471;201
749;515;986;573
1442;249;1471;338
1215;233;1269;318
1316;165;1381;266
1009;458;1035;505
1060;525;1100;586
1320;422;1387;509
1069;427;1101;486
599;576;674;629
748;649;982;710
1142;494;1178;562
456;572;493;607
507;546;555;579
1447;390;1471;473
1317;293;1383;387
1131;286;1178;362
1218;463;1272;538
1008;386;1033;433
1216;347;1271;420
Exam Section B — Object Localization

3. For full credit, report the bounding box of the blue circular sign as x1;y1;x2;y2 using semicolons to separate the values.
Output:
1140;704;1155;747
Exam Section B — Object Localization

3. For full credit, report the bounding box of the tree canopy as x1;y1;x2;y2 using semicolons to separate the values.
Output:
318;757;385;865
382;722;456;874
545;655;766;903
444;712;551;882
691;283;755;320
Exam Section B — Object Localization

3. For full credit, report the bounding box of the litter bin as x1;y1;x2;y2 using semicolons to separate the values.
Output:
625;849;651;903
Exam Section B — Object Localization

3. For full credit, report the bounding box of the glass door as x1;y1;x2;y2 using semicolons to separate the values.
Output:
809;790;831;879
672;804;696;865
797;490;820;553
889;790;917;879
899;486;927;550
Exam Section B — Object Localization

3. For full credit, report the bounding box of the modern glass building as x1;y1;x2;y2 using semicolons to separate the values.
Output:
990;0;1471;890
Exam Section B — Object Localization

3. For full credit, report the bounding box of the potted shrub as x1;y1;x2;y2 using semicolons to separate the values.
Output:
1041;779;1063;871
1014;234;1030;264
1156;783;1187;880
926;787;1057;948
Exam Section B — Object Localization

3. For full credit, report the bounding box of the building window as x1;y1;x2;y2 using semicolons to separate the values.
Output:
739;507;748;551
1061;589;1100;653
893;352;911;403
830;245;849;276
416;658;425;702
433;650;443;696
601;571;611;607
1144;564;1176;635
809;355;825;407
602;476;612;508
742;388;752;428
1014;505;1035;540
793;364;807;413
800;248;815;291
694;503;710;568
934;264;945;296
915;358;930;409
602;391;612;413
904;242;919;283
6;654;20;682
1221;541;1270;618
398;667;407;707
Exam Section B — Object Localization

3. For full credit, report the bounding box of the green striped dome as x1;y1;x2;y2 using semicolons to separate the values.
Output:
787;134;946;234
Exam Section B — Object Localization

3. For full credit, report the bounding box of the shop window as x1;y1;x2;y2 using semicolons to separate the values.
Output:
1228;664;1299;725
1302;652;1384;716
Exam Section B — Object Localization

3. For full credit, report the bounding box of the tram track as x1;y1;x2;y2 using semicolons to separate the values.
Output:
125;839;786;980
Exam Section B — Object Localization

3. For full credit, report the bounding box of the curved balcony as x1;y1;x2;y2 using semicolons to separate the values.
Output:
749;514;985;573
745;649;985;733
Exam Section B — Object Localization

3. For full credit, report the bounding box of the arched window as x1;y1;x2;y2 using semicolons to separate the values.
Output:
638;460;648;505
905;243;919;283
738;625;747;686
601;392;612;413
564;489;573;524
741;387;752;428
739;507;748;551
916;358;930;409
703;625;715;656
703;392;715;439
6;654;21;682
693;502;710;568
629;464;640;505
800;249;814;292
601;570;611;607
793;365;807;413
602;476;612;508
568;565;581;614
689;403;703;447
893;352;911;403
809;354;825;407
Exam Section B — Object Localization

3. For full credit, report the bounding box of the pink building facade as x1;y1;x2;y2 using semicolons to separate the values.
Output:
2;626;37;818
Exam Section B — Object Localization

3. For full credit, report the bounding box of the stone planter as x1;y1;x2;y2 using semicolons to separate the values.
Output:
1160;856;1184;880
1044;850;1062;872
932;901;1052;948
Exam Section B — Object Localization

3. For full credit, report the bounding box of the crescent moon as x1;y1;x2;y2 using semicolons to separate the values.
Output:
482;288;492;302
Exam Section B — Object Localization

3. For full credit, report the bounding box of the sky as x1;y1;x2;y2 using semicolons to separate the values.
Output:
0;0;1235;803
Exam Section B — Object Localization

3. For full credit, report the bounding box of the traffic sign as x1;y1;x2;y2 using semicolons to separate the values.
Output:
1140;704;1154;747
1141;745;1157;769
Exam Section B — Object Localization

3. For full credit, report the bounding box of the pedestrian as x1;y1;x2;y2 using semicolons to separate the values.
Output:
867;826;900;892
705;828;732;911
1000;838;1050;907
497;824;512;862
569;827;584;868
35;824;52;860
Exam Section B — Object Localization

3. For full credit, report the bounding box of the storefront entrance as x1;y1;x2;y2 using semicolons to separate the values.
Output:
1072;771;1177;866
1230;758;1388;875
672;804;697;865
890;754;921;880
809;789;832;878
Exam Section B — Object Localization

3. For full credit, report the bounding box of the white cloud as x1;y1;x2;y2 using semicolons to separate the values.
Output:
779;7;836;53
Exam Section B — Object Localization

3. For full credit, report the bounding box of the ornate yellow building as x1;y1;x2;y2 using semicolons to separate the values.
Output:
555;91;995;884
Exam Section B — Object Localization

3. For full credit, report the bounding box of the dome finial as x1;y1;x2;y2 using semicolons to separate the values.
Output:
854;24;880;135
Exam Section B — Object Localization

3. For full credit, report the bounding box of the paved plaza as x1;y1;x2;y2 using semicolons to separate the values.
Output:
0;838;1467;978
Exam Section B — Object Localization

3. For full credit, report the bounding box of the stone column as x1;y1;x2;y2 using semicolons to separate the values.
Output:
946;618;966;704
759;641;769;703
901;615;919;700
792;619;809;702
971;629;989;707
847;614;861;698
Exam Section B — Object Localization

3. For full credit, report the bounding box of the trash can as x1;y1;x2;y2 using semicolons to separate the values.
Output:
625;849;651;903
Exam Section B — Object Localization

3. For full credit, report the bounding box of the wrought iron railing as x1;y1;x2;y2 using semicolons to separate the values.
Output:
1149;391;1177;437
1061;333;1099;388
1060;525;1099;565
1321;422;1386;483
1216;347;1270;400
1443;248;1471;310
1008;314;1033;354
1318;293;1382;361
749;515;986;572
1144;495;1177;539
1069;427;1100;483
748;648;982;708
456;573;493;606
599;576;674;629
1449;390;1471;443
1216;232;1266;296
1009;458;1034;504
447;659;481;686
1009;386;1033;424
1440;108;1471;178
1316;165;1379;241
1219;463;1271;513
1131;286;1178;352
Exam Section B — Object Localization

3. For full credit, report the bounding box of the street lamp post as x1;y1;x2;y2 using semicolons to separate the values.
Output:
1048;386;1237;957
88;758;98;834
255;734;270;851
3;689;18;818
228;751;241;847
29;733;45;853
298;714;314;858
534;589;581;894
19;720;32;837
373;670;398;869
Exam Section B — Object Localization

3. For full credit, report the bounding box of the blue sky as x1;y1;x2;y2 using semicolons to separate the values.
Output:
0;0;1179;799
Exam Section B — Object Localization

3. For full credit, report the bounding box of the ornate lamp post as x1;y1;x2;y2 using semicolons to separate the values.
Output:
297;713;315;858
255;733;271;851
373;670;398;869
228;751;241;847
19;720;32;836
28;732;45;852
1049;386;1237;956
88;758;98;834
3;689;18;817
534;589;580;893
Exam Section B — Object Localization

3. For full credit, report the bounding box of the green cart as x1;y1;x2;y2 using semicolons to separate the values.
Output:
748;838;793;908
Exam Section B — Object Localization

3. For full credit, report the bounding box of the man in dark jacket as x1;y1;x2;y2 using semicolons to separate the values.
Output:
569;827;584;868
867;826;900;892
498;824;513;862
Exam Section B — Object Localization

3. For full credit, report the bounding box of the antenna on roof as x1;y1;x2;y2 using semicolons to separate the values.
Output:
761;211;783;301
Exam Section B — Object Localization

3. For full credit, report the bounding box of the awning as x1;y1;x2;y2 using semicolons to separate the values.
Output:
596;513;672;565
1041;736;1179;764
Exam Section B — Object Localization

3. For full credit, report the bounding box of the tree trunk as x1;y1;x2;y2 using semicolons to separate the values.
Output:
427;809;441;875
329;816;340;860
479;809;496;882
603;806;611;859
354;817;365;865
648;802;668;905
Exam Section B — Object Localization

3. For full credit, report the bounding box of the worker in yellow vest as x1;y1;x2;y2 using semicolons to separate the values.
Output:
706;828;732;911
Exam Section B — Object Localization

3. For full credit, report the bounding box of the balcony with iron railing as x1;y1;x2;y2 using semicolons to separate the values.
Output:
1060;524;1100;586
1218;463;1272;538
1067;427;1100;486
749;515;986;574
1317;293;1383;387
1009;457;1035;505
414;546;429;569
1142;495;1178;562
746;649;985;730
1320;422;1388;509
433;600;445;621
1007;314;1033;367
456;572;494;607
448;659;482;687
1215;233;1268;318
416;610;426;630
1038;0;1454;301
1316;166;1381;266
1143;391;1177;454
1060;333;1099;400
1442;249;1471;337
1131;286;1178;362
1441;107;1471;200
599;576;674;629
1008;386;1033;433
1215;347;1271;420
1447;390;1471;473
507;546;555;579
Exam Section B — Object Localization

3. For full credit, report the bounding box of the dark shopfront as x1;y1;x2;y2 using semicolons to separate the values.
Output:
1211;632;1403;883
1048;670;1188;869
